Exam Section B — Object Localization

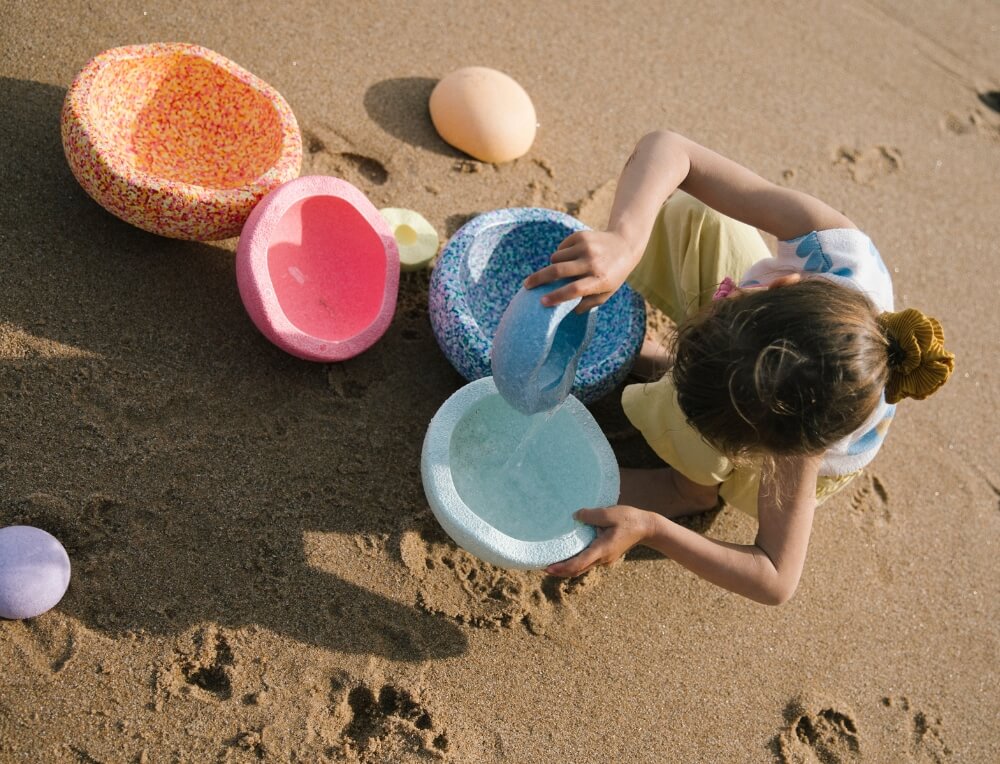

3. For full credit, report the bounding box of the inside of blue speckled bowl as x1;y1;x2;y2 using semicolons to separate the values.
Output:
460;221;569;336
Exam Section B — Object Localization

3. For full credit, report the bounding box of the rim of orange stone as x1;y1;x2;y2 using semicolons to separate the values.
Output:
61;42;302;237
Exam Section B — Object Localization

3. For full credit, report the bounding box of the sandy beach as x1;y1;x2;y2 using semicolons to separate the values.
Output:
2;1;999;761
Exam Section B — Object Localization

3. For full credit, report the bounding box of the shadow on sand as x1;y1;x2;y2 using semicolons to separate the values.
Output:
363;76;463;158
0;76;466;662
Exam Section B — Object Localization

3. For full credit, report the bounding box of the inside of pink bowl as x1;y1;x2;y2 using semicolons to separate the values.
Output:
89;52;284;189
266;195;387;341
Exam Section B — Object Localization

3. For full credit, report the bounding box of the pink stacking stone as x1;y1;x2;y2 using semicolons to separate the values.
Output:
236;175;400;362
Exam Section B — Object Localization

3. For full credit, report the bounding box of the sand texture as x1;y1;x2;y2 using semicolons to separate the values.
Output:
2;1;999;761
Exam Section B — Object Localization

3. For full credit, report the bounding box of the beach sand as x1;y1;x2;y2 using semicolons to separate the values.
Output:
2;1;998;761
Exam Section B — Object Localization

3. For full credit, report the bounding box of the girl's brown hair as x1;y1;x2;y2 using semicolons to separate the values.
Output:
670;279;889;462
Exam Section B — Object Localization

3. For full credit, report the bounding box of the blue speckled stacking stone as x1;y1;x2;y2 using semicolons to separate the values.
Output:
491;279;597;415
428;208;646;403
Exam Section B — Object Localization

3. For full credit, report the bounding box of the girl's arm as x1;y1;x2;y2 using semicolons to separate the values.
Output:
525;130;855;309
546;454;822;605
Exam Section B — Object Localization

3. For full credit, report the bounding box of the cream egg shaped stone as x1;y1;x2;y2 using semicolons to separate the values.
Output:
429;66;536;164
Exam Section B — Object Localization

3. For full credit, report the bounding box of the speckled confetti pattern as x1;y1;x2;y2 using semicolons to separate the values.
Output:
61;43;302;240
429;207;646;403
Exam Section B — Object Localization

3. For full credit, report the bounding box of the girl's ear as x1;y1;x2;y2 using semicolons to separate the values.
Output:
767;273;803;290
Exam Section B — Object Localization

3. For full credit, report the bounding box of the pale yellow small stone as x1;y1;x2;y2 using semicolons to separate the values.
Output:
379;208;439;270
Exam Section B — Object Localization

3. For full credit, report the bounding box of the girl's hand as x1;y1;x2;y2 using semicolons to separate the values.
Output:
544;505;652;577
522;230;639;312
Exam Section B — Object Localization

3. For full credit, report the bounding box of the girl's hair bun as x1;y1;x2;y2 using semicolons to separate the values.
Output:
876;308;955;403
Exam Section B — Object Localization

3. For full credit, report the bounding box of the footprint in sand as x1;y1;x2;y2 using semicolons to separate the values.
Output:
3;491;78;552
941;105;1000;143
846;472;894;583
834;145;902;186
399;522;600;635
4;491;166;582
6;616;79;675
326;364;370;400
881;696;952;763
262;413;299;441
775;695;953;763
321;675;451;762
776;698;862;763
849;472;891;533
301;127;390;187
326;349;389;400
168;625;236;701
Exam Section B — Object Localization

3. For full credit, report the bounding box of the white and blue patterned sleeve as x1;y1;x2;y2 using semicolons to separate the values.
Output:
740;229;894;312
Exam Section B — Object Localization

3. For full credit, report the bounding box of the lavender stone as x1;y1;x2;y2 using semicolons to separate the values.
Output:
428;208;645;403
0;526;72;620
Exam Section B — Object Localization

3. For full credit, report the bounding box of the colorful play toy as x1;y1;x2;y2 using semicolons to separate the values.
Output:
421;377;618;570
379;207;440;270
0;526;71;620
491;279;597;415
236;175;400;362
429;66;536;164
428;208;646;403
61;43;302;240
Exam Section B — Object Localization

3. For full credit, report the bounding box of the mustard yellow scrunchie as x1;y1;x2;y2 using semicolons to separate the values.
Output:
877;308;955;404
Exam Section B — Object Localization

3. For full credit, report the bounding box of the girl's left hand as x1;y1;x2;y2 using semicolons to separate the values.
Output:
545;506;652;577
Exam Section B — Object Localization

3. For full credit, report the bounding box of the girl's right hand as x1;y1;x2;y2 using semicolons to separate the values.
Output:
522;229;638;312
543;505;652;577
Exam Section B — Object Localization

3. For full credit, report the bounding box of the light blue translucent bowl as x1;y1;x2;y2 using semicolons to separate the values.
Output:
491;278;597;415
421;377;619;570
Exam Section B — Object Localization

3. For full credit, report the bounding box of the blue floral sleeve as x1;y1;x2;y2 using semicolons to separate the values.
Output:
741;228;894;312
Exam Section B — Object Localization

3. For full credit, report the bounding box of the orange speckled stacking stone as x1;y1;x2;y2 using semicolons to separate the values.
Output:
61;43;302;241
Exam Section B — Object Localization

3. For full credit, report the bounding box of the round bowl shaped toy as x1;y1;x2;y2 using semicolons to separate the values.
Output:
491;279;597;415
429;208;646;403
61;42;302;240
0;526;72;620
236;175;400;362
421;376;618;570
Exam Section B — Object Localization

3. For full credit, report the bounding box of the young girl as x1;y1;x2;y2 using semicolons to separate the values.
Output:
526;131;954;604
